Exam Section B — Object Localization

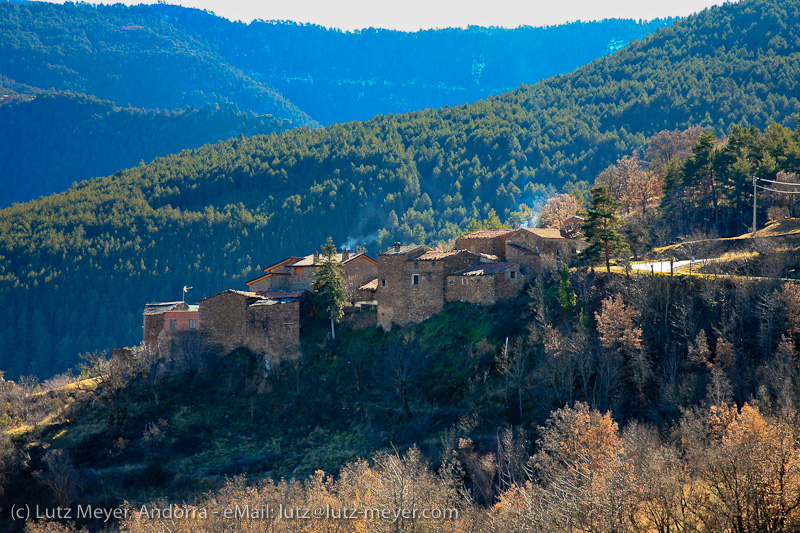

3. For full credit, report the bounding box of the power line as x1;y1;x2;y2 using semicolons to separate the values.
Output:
755;183;800;194
756;176;800;187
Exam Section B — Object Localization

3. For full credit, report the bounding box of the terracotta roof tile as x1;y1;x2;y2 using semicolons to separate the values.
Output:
413;251;463;260
380;244;431;255
292;251;373;266
359;278;379;291
521;228;565;239
459;230;516;239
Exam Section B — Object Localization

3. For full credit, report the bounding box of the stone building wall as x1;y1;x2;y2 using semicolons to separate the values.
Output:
445;265;527;306
377;247;483;329
248;274;291;293
376;245;430;329
144;313;166;356
343;255;379;285
505;229;586;274
456;230;516;258
198;290;303;363
249;300;302;363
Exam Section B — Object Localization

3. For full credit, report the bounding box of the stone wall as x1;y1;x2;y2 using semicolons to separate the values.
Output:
376;250;415;329
199;291;255;354
377;247;483;329
341;308;378;330
506;229;587;274
198;290;303;363
456;230;516;257
445;268;527;306
250;300;302;363
343;255;379;285
144;313;165;356
248;274;291;292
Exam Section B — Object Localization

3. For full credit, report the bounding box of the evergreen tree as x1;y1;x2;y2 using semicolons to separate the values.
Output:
313;237;346;341
580;186;630;273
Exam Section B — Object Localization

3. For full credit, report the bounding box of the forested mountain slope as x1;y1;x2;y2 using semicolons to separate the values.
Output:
2;0;800;379
0;91;283;205
0;1;669;205
0;2;311;125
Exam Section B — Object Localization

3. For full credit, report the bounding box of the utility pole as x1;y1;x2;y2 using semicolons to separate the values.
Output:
752;174;757;235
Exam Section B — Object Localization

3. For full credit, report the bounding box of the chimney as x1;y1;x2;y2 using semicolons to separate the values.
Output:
342;248;349;261
313;252;319;263
394;242;401;253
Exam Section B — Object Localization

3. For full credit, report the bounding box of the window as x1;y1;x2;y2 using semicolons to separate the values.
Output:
169;319;177;330
510;271;516;279
462;278;467;285
412;274;420;286
189;318;197;329
381;279;386;287
449;280;454;285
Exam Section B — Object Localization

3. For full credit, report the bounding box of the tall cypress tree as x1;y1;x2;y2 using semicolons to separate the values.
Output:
580;186;630;273
313;237;346;340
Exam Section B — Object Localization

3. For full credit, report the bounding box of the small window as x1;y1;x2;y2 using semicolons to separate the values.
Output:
169;319;177;330
449;280;454;285
381;279;386;287
462;278;467;285
510;271;516;279
412;274;420;286
189;318;197;330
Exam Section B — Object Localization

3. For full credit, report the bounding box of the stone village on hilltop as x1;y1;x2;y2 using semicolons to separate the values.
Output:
142;217;587;365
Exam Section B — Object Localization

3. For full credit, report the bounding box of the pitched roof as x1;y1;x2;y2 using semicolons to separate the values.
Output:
459;229;517;239
450;261;525;277
263;256;304;273
292;251;375;266
143;301;184;315
198;289;263;303
521;228;565;239
507;243;538;255
257;290;306;299
359;278;379;291
412;250;464;261
380;244;431;255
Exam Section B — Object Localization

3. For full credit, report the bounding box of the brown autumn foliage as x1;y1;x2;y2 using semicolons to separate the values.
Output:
539;193;581;228
595;154;663;215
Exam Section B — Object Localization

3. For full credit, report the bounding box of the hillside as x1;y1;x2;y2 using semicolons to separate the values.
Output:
0;1;670;205
5;269;800;531
0;2;311;125
3;0;800;379
0;92;284;205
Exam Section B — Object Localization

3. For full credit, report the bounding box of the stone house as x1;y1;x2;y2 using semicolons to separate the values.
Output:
455;229;517;257
197;289;311;364
376;243;519;329
143;289;310;364
246;248;377;293
505;228;587;274
455;219;588;275
445;261;527;306
143;301;199;357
